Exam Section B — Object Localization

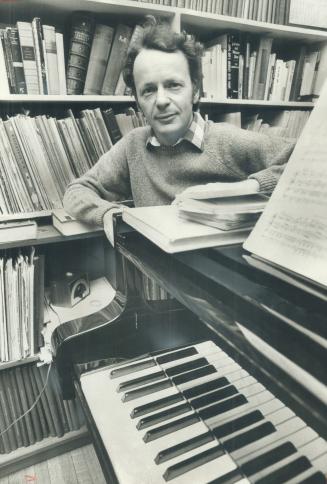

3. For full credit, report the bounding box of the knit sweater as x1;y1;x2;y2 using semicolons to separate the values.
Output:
63;121;295;227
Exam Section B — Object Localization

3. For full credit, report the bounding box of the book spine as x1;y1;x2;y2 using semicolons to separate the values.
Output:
2;29;16;94
0;371;20;450
83;24;114;95
16;21;39;94
32;364;57;437
229;33;240;99
102;107;123;144
252;36;273;100
66;11;95;95
55;32;67;95
13;366;36;445
27;364;49;439
31;18;48;95
33;253;45;351
101;24;133;95
42;25;59;95
7;368;30;447
0;30;10;95
7;27;27;94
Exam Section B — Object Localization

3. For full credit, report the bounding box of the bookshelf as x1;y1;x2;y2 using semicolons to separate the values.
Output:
0;0;326;469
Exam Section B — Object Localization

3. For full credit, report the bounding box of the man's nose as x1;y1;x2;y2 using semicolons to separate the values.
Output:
155;86;170;108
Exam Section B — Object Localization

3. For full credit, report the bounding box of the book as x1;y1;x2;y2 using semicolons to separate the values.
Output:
31;18;47;94
52;208;102;236
42;25;59;95
83;24;114;95
2;28;16;94
0;220;37;243
55;32;66;95
7;27;27;94
102;107;123;144
122;205;251;253
288;0;327;29
16;21;39;94
33;253;45;352
244;79;327;291
66;11;95;95
0;30;10;95
251;36;273;100
101;23;133;95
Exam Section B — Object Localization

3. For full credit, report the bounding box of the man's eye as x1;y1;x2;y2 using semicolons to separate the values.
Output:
142;87;155;96
167;82;181;89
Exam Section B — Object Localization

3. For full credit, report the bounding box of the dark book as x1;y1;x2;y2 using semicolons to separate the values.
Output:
252;36;273;100
7;368;30;447
83;23;114;95
242;35;252;99
14;366;36;445
289;45;307;101
101;23;133;95
227;32;240;99
27;364;49;439
1;29;15;94
0;372;20;451
40;364;64;437
32;364;57;437
66;11;95;95
20;364;43;442
0;374;13;453
33;253;45;352
102;107;123;144
48;365;70;434
7;27;27;94
31;18;48;94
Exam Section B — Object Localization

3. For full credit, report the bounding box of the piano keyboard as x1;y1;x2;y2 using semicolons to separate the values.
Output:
80;341;327;484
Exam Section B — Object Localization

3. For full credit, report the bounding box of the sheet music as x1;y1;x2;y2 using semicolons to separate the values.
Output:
244;80;327;288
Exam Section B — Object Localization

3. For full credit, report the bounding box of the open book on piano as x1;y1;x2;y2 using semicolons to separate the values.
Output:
243;79;327;299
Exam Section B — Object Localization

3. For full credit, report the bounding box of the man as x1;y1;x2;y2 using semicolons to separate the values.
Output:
63;21;294;244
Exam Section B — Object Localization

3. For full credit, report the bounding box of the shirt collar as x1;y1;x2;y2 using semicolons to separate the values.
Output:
146;112;205;151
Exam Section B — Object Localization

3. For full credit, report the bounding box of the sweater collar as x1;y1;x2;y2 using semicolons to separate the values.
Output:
146;112;205;151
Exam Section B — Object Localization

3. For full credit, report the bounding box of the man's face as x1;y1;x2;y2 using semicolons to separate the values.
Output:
133;49;199;146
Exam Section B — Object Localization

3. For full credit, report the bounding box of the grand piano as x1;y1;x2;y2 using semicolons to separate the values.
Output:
52;220;327;484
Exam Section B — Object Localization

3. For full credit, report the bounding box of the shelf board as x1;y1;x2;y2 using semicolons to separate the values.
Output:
180;10;327;41
0;210;51;222
0;94;315;108
0;355;40;370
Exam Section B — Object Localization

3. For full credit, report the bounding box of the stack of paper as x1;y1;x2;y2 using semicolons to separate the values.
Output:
177;193;269;231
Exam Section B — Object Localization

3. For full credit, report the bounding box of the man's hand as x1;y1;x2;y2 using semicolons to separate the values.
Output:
103;207;123;247
173;179;260;203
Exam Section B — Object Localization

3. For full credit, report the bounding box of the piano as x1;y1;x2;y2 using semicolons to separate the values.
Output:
52;226;327;484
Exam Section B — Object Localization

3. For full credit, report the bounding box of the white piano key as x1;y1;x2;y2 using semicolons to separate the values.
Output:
311;452;327;472
283;468;326;484
300;437;327;460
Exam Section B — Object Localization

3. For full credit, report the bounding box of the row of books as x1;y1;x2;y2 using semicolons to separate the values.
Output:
0;107;145;216
134;0;326;28
202;33;326;101
0;248;44;363
212;109;310;139
0;12;145;96
0;362;84;453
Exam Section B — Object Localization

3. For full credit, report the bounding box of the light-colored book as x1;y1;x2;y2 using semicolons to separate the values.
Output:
122;205;250;253
17;21;39;94
52;208;102;236
55;32;66;94
42;25;59;95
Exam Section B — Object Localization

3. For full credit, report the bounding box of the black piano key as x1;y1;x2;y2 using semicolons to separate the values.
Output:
122;379;172;402
136;402;192;430
198;394;247;420
164;357;209;377
110;358;155;378
191;385;238;409
224;421;276;453
156;346;198;364
163;445;224;481
143;414;200;443
131;393;184;418
117;370;166;392
207;468;245;484
155;431;214;464
172;364;216;385
241;441;297;476
256;456;312;484
212;410;264;439
301;472;327;483
183;376;229;399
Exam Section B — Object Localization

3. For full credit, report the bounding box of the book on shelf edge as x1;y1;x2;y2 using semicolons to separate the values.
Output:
122;205;251;254
243;79;327;291
52;208;102;236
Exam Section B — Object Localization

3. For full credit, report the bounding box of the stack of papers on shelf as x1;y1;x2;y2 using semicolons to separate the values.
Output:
0;219;37;243
177;193;269;231
122;205;251;253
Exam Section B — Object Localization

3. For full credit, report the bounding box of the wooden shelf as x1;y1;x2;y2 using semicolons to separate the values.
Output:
200;98;315;107
0;355;40;371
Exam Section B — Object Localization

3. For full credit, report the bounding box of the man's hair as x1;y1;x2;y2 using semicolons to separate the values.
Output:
123;19;204;106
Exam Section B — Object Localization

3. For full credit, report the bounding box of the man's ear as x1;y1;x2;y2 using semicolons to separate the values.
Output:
192;86;200;104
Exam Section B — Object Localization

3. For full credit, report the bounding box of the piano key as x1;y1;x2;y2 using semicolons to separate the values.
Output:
311;452;327;472
123;379;173;402
224;421;276;452
299;472;327;483
190;384;239;409
143;413;201;442
137;402;193;430
110;358;156;378
172;364;217;386
117;370;166;392
164;357;210;377
182;376;229;399
156;345;199;364
131;393;185;418
254;455;312;483
299;437;327;460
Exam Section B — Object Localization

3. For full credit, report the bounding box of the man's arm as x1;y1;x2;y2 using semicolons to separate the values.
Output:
63;136;132;227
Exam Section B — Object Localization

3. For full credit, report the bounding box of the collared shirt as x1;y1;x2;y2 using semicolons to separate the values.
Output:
146;111;205;151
